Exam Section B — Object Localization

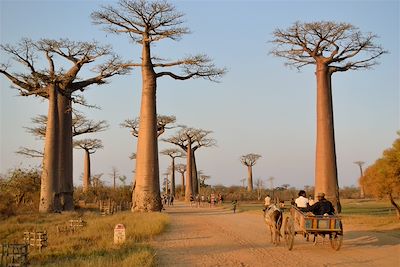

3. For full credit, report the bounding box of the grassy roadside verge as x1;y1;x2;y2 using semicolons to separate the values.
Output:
0;211;169;266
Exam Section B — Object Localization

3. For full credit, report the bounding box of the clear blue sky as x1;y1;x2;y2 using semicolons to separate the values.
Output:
0;0;399;189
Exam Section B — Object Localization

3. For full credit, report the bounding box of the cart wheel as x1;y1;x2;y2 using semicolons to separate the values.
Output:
284;216;294;251
330;222;343;251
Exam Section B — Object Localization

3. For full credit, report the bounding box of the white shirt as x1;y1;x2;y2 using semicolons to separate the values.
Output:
295;196;309;208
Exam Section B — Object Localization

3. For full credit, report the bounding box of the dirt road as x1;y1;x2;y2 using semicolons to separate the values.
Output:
152;202;399;267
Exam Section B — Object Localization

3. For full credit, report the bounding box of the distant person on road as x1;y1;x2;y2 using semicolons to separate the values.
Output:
232;199;238;213
308;192;335;215
189;194;194;207
295;190;309;212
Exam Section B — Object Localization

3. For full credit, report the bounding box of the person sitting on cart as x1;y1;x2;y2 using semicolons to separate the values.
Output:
295;190;309;212
308;192;335;216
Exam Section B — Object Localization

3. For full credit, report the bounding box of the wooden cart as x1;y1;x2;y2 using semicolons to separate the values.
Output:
283;206;343;251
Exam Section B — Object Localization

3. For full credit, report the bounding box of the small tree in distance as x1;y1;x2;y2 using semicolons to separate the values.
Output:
74;139;104;192
240;154;262;192
160;148;185;197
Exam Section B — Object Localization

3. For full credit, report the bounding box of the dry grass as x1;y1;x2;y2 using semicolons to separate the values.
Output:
0;211;169;266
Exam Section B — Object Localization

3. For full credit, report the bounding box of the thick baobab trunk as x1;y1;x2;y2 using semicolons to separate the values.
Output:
185;144;193;201
314;63;341;212
39;85;60;213
171;157;176;197
191;151;199;196
247;165;253;191
181;172;185;197
58;93;74;210
133;39;162;211
165;174;169;194
83;150;91;192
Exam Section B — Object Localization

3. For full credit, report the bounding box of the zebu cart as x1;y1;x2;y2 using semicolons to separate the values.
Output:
283;206;343;251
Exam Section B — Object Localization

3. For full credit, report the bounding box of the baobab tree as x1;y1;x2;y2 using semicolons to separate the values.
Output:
0;38;129;212
163;171;170;195
74;139;104;192
163;127;216;200
121;115;176;138
271;21;386;212
354;161;365;198
240;153;261;192
160;148;185;197
110;166;120;190
92;0;225;211
17;112;108;209
175;163;186;197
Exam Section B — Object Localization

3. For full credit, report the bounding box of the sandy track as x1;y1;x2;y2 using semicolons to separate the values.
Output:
152;202;400;267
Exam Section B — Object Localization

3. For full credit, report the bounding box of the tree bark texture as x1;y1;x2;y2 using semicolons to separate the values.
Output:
185;144;193;201
191;151;199;196
247;166;253;191
181;172;185;197
171;157;176;197
57;93;74;210
164;176;169;194
133;39;162;211
83;150;91;192
39;85;60;213
314;63;341;212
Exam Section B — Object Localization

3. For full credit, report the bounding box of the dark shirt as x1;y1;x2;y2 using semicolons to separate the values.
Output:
308;199;335;215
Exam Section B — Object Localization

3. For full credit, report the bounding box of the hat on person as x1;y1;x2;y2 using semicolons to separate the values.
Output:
317;192;325;197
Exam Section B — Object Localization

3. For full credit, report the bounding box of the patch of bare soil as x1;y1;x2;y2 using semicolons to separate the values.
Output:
152;202;400;267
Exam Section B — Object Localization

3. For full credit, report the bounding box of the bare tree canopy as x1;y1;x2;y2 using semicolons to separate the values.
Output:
121;114;176;137
92;0;226;81
0;38;130;97
72;111;109;136
160;148;185;158
25;113;109;139
270;21;387;72
240;153;262;167
74;139;103;154
163;126;216;151
175;163;186;173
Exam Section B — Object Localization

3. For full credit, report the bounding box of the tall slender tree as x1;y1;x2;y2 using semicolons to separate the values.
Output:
160;148;185;197
175;163;186;197
1;39;128;212
354;161;365;198
93;0;225;211
74;139;104;192
271;21;386;212
240;153;261;192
